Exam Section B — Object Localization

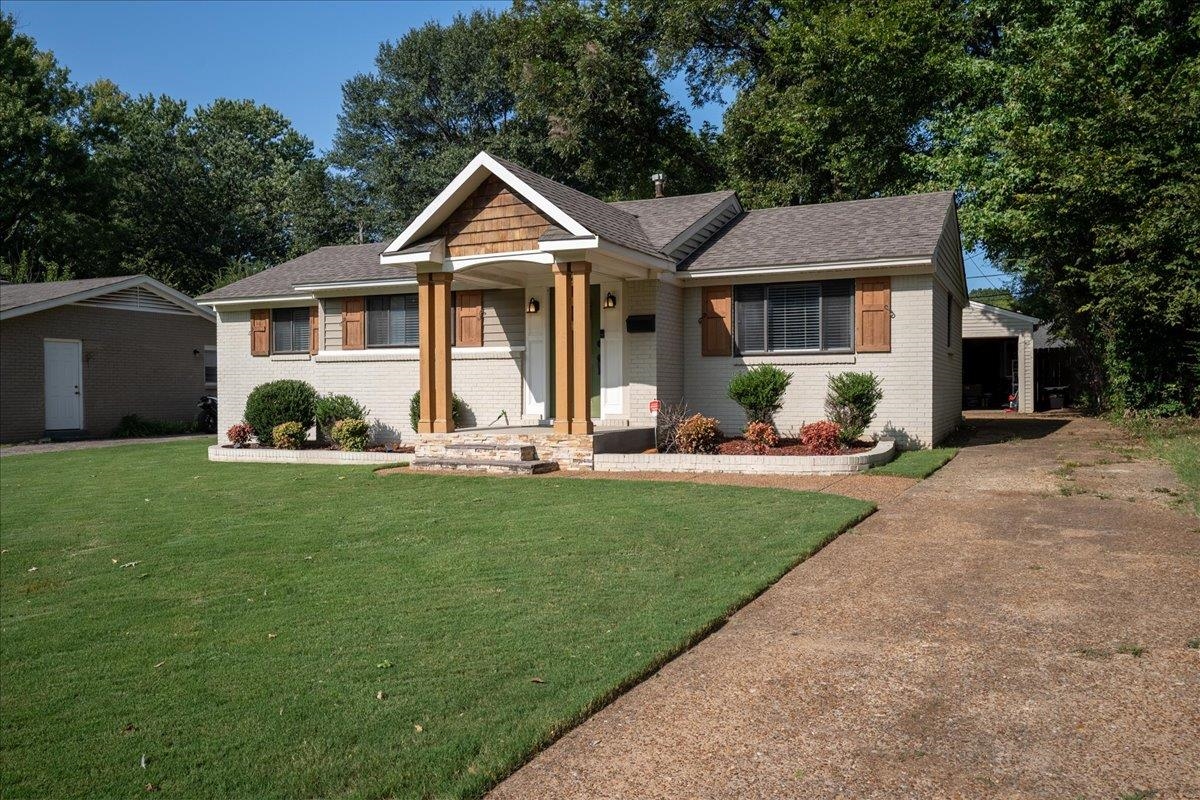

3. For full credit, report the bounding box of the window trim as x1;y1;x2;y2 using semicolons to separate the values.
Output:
733;279;855;356
203;344;217;387
366;293;420;349
270;306;312;354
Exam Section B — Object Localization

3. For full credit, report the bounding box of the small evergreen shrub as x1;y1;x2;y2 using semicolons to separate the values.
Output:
825;372;883;443
744;420;780;453
408;391;467;432
226;422;254;447
800;421;843;455
315;394;369;440
245;380;316;446
676;414;721;454
727;365;792;424
331;418;370;451
272;421;305;450
655;402;692;453
111;414;195;438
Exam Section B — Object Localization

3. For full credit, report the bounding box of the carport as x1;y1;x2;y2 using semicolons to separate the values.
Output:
961;301;1037;413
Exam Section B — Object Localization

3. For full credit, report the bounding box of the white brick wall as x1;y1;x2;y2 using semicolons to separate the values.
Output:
216;308;522;444
622;279;658;426
655;279;684;407
932;281;964;442
681;274;938;448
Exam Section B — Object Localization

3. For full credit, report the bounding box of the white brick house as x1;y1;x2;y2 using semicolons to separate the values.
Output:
198;152;967;453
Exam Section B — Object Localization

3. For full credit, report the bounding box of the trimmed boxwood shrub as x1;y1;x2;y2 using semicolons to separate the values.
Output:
408;391;467;432
727;365;792;425
331;418;370;451
244;380;316;446
315;394;369;440
272;421;305;450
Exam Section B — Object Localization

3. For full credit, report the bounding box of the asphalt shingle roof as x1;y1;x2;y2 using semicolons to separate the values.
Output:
680;191;956;272
0;275;137;313
195;243;412;302
610;191;736;251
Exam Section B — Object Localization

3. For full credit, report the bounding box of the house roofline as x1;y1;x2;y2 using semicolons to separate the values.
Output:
1;275;215;322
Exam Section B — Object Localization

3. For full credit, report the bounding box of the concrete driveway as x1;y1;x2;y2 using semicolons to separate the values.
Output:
491;414;1200;799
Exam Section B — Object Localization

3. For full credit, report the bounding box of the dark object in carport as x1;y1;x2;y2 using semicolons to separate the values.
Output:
626;314;655;333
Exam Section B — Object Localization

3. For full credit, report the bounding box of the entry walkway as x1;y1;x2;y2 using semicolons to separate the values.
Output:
492;414;1199;799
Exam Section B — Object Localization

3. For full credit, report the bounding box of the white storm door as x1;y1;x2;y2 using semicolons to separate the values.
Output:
44;339;83;430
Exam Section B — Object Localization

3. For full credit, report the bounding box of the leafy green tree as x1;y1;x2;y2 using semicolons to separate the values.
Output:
0;14;92;281
968;287;1017;311
719;0;975;206
935;0;1200;414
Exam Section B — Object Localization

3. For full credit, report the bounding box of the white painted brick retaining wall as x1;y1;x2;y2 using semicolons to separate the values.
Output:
593;439;895;475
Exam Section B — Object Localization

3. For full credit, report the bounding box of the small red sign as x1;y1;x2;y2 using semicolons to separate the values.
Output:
649;399;661;413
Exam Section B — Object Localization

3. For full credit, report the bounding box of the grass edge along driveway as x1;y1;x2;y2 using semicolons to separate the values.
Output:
0;441;872;799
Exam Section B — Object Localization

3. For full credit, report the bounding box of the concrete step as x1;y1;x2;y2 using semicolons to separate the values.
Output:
442;443;538;462
409;457;560;475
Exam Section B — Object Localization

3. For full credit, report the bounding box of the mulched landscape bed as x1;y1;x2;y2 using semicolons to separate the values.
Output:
713;438;875;456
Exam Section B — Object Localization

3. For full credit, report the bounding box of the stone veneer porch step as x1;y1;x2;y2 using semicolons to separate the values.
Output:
442;443;538;462
409;457;560;475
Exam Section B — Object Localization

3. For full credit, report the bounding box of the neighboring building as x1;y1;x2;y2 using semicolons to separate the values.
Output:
0;275;217;443
198;152;967;451
961;301;1074;413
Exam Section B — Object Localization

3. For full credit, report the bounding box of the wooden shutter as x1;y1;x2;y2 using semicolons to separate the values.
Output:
700;286;732;356
342;297;365;350
454;290;483;347
309;306;320;354
855;277;891;352
250;309;270;356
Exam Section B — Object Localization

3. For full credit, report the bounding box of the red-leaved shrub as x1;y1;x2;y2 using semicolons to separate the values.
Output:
744;420;780;453
676;414;721;454
227;422;254;448
800;421;843;455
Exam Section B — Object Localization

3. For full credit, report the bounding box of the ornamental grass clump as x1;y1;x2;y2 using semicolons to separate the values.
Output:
800;420;843;456
676;414;721;454
825;371;883;444
727;365;792;425
271;421;305;450
315;394;369;441
226;422;254;448
245;380;316;446
331;418;370;451
744;420;780;453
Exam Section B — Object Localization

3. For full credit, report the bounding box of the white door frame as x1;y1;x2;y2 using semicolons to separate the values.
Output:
44;338;83;431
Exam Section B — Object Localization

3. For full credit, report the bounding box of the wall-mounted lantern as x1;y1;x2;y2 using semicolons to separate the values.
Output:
527;297;541;314
603;292;617;309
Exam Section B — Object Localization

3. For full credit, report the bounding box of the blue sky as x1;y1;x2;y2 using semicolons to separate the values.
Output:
8;0;1000;289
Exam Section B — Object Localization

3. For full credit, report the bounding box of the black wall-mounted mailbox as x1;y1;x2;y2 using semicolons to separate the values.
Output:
625;314;656;333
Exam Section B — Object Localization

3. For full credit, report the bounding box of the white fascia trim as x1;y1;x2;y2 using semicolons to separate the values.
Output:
1;275;215;322
447;250;554;271
292;278;418;293
679;257;933;280
539;236;599;253
383;152;592;256
200;294;316;310
662;194;743;257
379;252;437;266
968;300;1041;324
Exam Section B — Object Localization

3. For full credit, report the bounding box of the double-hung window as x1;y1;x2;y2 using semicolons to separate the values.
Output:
367;294;419;347
203;345;217;385
271;307;311;354
734;279;854;353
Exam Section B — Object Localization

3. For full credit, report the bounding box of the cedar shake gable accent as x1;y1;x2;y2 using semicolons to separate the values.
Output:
435;176;552;258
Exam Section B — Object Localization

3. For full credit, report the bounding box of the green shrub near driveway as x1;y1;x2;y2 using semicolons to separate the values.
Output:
244;380;317;445
408;390;467;432
315;394;369;441
0;441;872;799
825;372;883;444
727;365;792;425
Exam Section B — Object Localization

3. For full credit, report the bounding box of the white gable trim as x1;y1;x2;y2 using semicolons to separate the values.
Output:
0;276;215;322
382;152;592;258
968;300;1041;325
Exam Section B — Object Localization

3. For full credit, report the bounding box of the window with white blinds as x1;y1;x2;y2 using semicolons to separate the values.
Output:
734;279;854;353
367;294;419;347
271;307;311;353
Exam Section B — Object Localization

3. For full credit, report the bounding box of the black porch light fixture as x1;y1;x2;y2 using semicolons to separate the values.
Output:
527;297;540;314
603;291;617;309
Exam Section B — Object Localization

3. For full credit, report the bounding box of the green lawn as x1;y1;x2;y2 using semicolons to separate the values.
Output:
0;442;871;799
869;447;958;478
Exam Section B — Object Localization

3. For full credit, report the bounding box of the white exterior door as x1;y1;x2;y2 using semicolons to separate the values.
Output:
44;339;83;430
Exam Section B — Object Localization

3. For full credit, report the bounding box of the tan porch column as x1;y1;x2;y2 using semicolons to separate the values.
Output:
569;261;593;435
417;272;455;433
552;262;574;433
